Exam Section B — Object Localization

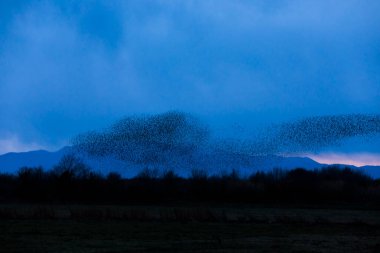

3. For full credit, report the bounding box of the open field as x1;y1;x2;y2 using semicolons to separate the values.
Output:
0;204;379;252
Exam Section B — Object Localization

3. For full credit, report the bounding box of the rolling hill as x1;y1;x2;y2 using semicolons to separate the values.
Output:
0;147;379;178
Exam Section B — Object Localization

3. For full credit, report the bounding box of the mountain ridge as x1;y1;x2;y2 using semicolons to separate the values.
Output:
0;147;379;178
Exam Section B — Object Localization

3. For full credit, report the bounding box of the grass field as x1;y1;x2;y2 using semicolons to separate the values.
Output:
0;204;379;252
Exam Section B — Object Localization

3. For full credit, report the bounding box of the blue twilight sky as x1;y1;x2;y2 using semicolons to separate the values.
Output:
0;0;380;163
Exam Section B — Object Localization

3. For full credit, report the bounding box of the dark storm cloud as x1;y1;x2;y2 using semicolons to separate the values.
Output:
0;0;379;152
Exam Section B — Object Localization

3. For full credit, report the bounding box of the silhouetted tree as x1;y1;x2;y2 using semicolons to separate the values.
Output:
52;153;91;179
190;169;208;180
0;163;379;205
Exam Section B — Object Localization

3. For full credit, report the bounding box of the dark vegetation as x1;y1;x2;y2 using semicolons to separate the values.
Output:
1;156;379;252
0;154;379;206
1;113;380;251
1;164;380;253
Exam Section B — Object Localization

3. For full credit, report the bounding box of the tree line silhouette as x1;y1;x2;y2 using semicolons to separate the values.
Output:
0;154;379;205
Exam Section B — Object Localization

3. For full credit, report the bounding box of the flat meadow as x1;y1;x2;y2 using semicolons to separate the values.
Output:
0;204;379;253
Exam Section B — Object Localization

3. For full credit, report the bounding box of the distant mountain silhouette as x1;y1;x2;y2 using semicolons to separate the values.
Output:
0;147;127;176
0;147;379;178
0;147;71;173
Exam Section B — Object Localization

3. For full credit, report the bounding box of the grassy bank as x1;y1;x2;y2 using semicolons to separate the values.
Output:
0;204;379;252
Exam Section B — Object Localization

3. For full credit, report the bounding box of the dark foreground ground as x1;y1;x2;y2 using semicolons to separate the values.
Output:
0;204;379;253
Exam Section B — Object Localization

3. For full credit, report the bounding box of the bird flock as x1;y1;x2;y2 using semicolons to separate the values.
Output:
73;112;380;167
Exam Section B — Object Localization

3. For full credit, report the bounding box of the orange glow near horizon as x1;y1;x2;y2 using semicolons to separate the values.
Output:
305;153;380;167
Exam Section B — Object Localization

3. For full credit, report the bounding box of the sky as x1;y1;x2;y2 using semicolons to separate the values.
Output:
0;0;380;164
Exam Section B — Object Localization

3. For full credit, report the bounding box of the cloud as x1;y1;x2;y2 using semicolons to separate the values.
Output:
0;0;379;149
307;152;380;167
0;135;45;154
0;2;143;144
